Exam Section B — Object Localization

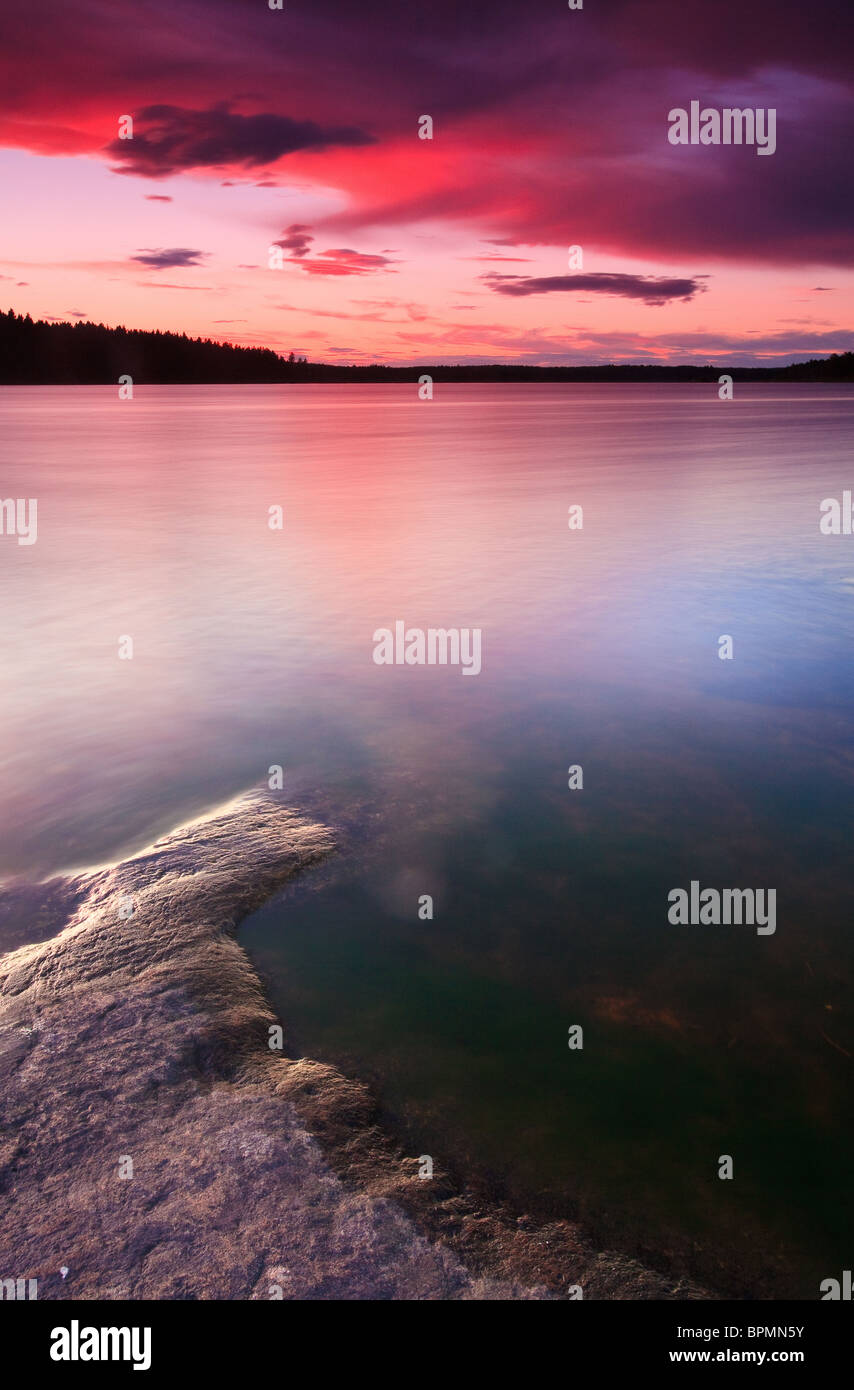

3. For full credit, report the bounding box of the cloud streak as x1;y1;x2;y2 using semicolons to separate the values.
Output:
272;226;397;277
486;273;706;305
130;248;209;269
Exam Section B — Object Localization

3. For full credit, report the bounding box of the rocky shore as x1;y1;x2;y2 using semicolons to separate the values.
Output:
0;792;704;1300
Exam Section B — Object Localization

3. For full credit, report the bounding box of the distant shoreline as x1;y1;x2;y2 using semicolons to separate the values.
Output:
2;309;852;385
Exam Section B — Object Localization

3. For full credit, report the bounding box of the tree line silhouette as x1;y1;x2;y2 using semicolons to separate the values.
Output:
1;309;852;383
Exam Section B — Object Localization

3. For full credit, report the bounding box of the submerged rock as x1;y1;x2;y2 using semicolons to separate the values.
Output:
0;791;702;1300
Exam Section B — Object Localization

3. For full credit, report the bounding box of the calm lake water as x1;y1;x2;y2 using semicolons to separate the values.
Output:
2;383;853;1296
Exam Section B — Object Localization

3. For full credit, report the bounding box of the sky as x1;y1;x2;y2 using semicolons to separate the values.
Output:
1;0;853;366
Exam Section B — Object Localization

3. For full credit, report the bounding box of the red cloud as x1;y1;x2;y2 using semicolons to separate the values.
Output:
295;249;398;277
0;0;852;269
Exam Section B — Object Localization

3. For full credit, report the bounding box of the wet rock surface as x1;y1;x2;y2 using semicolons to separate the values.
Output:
0;793;703;1300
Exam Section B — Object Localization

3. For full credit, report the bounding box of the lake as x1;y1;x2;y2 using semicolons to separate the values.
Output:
2;382;852;1296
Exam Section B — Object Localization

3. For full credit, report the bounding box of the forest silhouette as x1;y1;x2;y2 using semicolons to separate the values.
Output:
2;309;852;384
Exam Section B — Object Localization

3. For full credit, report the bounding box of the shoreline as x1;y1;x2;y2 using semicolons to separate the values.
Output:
0;791;705;1300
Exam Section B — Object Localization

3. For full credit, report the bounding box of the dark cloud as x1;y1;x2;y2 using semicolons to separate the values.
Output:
273;224;315;258
130;247;209;269
486;272;705;305
144;194;173;202
606;0;854;83
105;104;375;178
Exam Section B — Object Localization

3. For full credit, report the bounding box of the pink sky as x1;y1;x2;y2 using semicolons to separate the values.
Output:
1;0;852;365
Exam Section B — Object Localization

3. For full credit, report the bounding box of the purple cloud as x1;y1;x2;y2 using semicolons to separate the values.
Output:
486;272;705;305
130;247;209;269
105;104;375;179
